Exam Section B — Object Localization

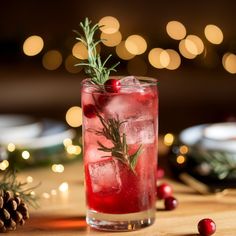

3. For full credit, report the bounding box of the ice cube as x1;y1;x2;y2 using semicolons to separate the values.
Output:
121;118;155;144
88;159;121;194
120;76;143;93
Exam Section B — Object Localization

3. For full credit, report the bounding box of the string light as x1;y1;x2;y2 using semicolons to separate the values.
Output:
22;151;30;160
164;133;175;146
51;164;65;173
72;42;88;59
0;160;9;171
176;155;186;164
166;21;186;40
148;48;165;69
42;50;62;70
116;41;135;60
66;145;82;155
66;106;82;128
204;24;223;44
59;182;69;192
165;49;181;70
63;138;72;147
179;39;197;59
64;54;82;74
186;35;204;55
101;31;122;47
179;145;189;154
98;16;120;34
26;176;34;183
222;53;236;74
23;35;44;56
7;143;15;152
125;35;147;55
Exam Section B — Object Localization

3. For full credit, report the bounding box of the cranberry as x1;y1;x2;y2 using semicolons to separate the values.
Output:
83;104;97;118
198;218;216;236
104;79;121;93
164;196;178;210
156;183;173;199
97;94;110;107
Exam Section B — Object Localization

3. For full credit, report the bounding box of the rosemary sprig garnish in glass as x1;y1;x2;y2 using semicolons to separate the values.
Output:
76;18;142;172
93;114;142;173
74;18;119;85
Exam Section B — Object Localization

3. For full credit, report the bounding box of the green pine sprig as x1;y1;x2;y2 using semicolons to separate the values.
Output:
74;18;120;85
93;114;142;173
0;170;40;209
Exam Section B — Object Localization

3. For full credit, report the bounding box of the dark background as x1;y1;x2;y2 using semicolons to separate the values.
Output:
1;0;236;134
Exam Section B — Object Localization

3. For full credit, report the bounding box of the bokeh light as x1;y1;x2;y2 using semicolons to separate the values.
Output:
165;49;181;70
166;21;186;40
0;160;9;171
204;24;223;44
179;145;189;154
7;143;16;152
63;138;72;147
164;133;174;146
23;35;44;56
179;39;197;59
65;55;82;74
22;151;30;160
159;50;170;68
52;164;65;173
66;106;82;127
42;50;62;70
101;31;122;47
186;35;204;55
59;182;69;192
222;53;236;74
99;16;120;34
72;42;88;60
176;155;186;164
125;35;147;55
148;48;165;69
116;41;135;60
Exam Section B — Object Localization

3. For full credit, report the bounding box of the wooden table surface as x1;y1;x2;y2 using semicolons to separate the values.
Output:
9;160;236;236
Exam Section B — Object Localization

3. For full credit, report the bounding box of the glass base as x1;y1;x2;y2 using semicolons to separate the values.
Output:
86;208;155;231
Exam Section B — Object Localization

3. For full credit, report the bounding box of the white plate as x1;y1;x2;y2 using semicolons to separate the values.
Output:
0;115;42;141
179;123;236;153
0;116;76;149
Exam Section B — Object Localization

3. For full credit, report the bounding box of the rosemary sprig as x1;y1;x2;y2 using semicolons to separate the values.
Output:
93;114;142;173
74;18;120;85
0;170;40;208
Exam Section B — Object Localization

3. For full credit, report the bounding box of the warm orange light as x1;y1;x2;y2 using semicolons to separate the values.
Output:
23;35;44;56
176;155;186;164
148;48;165;69
99;16;120;34
42;50;62;70
166;21;186;40
165;49;181;70
116;41;135;60
223;53;236;74
72;42;88;60
179;39;197;59
125;35;147;55
66;106;82;127
186;35;204;55
65;55;82;74
101;31;122;47
204;24;223;44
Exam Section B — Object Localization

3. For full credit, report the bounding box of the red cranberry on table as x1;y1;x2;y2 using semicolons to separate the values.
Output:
164;196;178;210
83;104;97;118
156;183;173;199
104;79;121;93
198;218;216;236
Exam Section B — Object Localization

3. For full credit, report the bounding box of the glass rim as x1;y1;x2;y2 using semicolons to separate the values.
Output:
81;76;158;88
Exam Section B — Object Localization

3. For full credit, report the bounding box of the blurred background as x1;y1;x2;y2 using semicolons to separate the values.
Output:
1;0;236;134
